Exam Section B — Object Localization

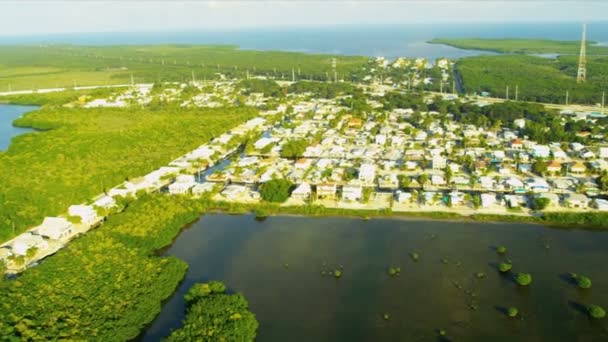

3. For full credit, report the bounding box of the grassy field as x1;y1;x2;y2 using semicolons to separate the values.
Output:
454;54;608;104
0;45;369;91
429;38;608;55
0;103;256;242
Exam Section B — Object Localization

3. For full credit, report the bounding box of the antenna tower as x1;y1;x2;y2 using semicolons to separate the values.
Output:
577;24;587;83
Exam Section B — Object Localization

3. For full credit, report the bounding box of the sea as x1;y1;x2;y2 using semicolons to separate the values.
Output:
1;22;607;59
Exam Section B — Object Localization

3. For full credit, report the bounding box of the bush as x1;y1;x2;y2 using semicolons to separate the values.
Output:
497;246;507;254
499;262;512;273
388;267;401;277
166;281;259;341
259;179;293;203
532;197;550;210
570;273;592;289
515;273;533;286
507;307;518;317
588;305;606;319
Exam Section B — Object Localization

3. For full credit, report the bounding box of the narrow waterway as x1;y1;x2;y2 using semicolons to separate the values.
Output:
142;214;608;341
0;104;39;150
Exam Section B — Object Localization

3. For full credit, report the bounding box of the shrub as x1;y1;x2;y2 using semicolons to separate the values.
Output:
508;307;518;317
515;273;533;286
388;267;401;277
334;270;342;278
570;273;592;289
499;262;512;273
588;305;606;319
497;246;507;254
259;179;293;203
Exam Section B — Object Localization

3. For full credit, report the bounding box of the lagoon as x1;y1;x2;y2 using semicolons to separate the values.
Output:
142;214;608;341
0;104;38;150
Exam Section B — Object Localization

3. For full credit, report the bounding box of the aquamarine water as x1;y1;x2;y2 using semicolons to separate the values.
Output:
2;22;607;59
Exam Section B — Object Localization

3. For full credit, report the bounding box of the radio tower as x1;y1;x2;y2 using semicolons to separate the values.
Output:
577;23;587;83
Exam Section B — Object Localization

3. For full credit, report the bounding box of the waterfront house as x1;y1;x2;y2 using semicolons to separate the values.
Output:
342;184;363;202
68;205;99;225
10;233;49;256
593;199;608;211
565;193;589;209
316;183;337;200
34;217;73;240
291;182;312;201
221;185;248;200
448;191;465;206
431;175;446;186
94;195;116;210
394;191;412;203
168;175;197;195
480;193;497;208
191;182;216;196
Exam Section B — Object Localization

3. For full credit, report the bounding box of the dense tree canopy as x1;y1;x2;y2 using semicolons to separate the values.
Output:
260;179;293;203
165;281;258;342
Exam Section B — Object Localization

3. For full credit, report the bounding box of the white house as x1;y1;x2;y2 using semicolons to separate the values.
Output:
192;182;216;196
169;175;197;195
431;175;446;186
342;184;363;202
68;205;99;225
599;147;608;159
94;195;116;209
359;164;376;184
480;193;497;208
291;182;312;200
34;217;73;240
221;185;248;200
316;183;337;200
11;233;48;256
394;191;412;203
593;198;608;211
565;194;589;209
531;145;551;158
448;191;465;206
432;156;447;170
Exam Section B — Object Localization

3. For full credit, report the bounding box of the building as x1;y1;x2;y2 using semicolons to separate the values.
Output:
316;183;337;200
68;205;99;225
291;182;312;201
359;164;376;185
394;191;412;203
192;182;216;196
168;175;197;195
11;233;49;256
480;193;497;208
34;217;73;240
94;195;116;210
432;156;447;170
565;193;589;209
221;185;248;200
342;184;363;202
570;162;587;174
547;161;562;174
593;198;608;211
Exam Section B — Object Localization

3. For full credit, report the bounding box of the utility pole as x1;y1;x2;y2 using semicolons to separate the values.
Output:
602;91;605;115
452;81;455;94
515;85;519;101
292;67;295;82
191;70;196;83
506;86;509;100
440;81;443;94
131;74;135;86
566;90;569;105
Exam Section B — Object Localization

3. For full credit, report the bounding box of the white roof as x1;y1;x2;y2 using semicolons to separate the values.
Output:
292;182;312;195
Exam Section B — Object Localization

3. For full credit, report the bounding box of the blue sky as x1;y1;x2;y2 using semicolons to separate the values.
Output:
0;1;606;36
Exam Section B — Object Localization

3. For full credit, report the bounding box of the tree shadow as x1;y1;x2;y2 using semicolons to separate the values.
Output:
558;273;577;287
568;300;588;316
494;305;509;316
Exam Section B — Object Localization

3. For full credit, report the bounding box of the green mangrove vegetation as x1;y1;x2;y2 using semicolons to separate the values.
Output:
0;194;204;340
164;281;259;342
0;104;256;241
0;45;369;91
570;273;592;289
429;38;608;55
588;305;606;319
454;54;608;104
516;273;533;286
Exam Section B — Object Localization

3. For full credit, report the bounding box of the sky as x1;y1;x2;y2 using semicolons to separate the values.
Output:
0;1;606;36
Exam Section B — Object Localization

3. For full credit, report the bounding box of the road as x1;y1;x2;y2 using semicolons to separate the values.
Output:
0;83;154;97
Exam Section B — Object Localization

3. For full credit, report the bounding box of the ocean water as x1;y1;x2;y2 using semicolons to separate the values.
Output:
1;22;607;59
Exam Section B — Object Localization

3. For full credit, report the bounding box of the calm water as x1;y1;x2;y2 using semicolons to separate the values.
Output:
3;22;608;59
0;104;38;150
142;215;608;341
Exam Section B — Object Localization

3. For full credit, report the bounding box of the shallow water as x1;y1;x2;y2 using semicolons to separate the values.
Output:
142;214;608;341
0;104;38;150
